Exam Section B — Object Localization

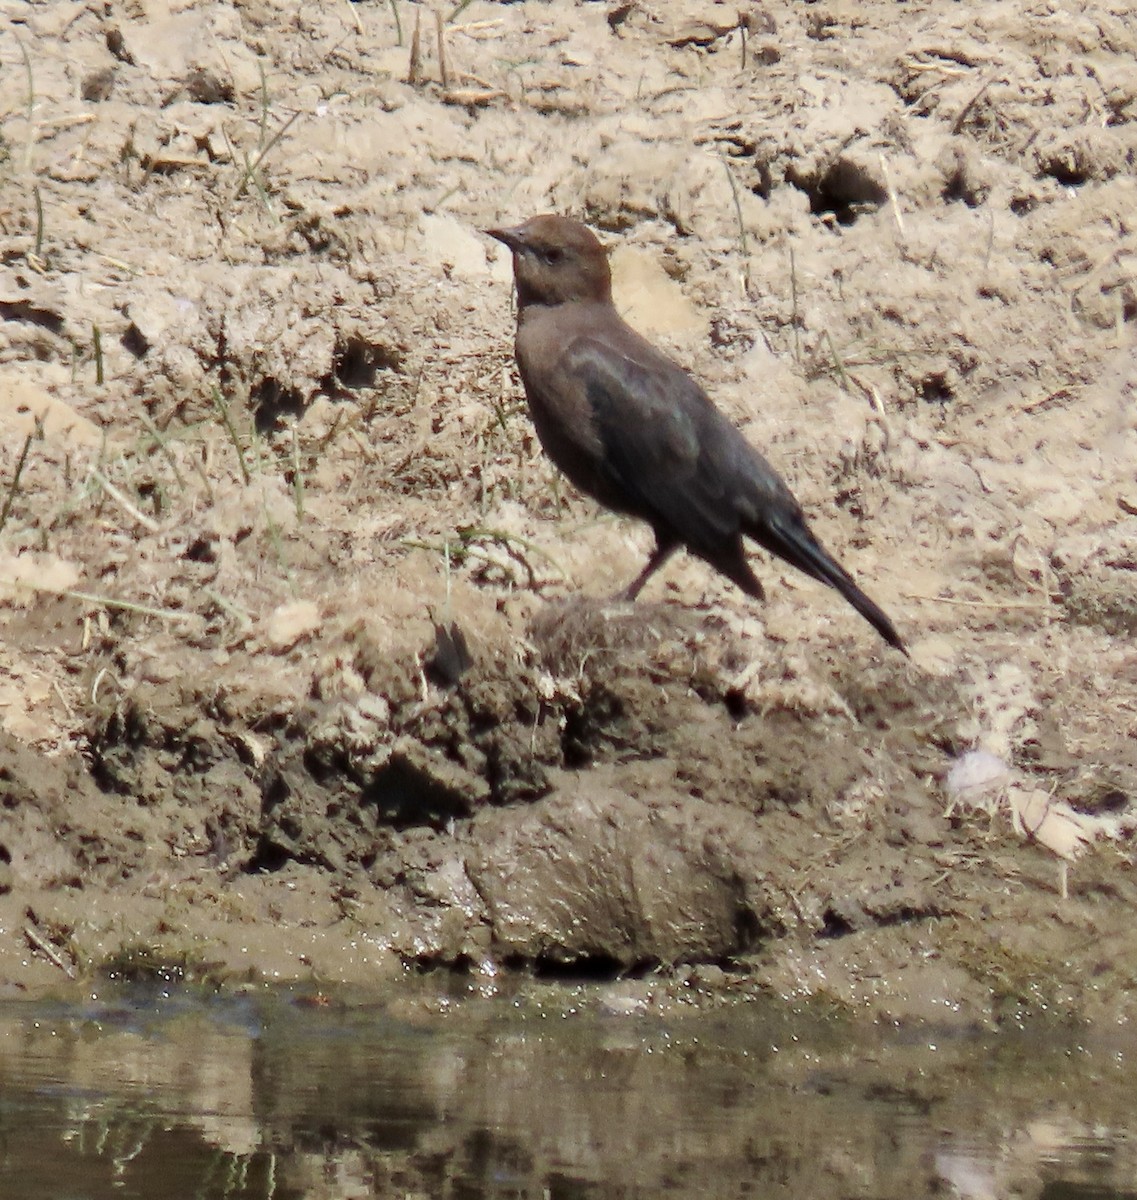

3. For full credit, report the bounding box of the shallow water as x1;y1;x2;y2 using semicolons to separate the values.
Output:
2;979;1136;1200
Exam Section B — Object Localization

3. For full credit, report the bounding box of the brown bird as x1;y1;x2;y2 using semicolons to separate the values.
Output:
486;214;907;654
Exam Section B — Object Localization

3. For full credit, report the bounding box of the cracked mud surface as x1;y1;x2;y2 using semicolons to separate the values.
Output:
1;0;1136;1023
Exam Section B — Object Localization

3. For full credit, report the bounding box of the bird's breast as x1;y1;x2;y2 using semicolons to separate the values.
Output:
513;311;643;516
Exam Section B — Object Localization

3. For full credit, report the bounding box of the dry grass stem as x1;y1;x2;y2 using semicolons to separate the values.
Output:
2;576;198;622
407;9;423;84
904;591;1052;611
24;925;75;977
0;431;35;536
89;467;162;532
436;10;452;90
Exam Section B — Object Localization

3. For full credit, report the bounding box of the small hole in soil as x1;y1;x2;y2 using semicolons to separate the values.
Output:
121;324;149;358
245;840;292;873
528;955;630;981
0;301;65;334
183;534;217;563
820;908;855;938
942;168;984;208
919;373;954;405
361;758;472;829
788;156;888;226
1037;152;1094;187
251;378;304;433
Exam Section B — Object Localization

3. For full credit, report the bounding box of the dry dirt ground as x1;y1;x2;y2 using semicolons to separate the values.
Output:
0;0;1135;1023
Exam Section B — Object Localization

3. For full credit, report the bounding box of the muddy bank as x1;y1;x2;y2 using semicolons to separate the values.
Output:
3;598;1136;1026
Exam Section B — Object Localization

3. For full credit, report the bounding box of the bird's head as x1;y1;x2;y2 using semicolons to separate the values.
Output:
485;215;612;309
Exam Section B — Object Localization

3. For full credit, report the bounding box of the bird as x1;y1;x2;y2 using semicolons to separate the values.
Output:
485;214;907;654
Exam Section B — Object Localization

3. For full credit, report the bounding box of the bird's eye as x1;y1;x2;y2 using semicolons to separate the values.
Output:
541;246;564;265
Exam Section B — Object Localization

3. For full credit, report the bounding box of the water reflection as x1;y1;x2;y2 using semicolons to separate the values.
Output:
1;982;1135;1199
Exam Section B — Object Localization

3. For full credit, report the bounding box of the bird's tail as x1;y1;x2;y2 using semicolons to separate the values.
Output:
754;512;908;654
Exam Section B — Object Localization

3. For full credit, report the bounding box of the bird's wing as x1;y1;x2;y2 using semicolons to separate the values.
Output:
563;334;742;550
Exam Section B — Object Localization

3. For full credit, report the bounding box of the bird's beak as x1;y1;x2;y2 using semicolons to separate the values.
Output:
484;225;524;251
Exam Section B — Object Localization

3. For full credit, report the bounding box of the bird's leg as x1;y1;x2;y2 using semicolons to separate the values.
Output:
617;540;679;602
